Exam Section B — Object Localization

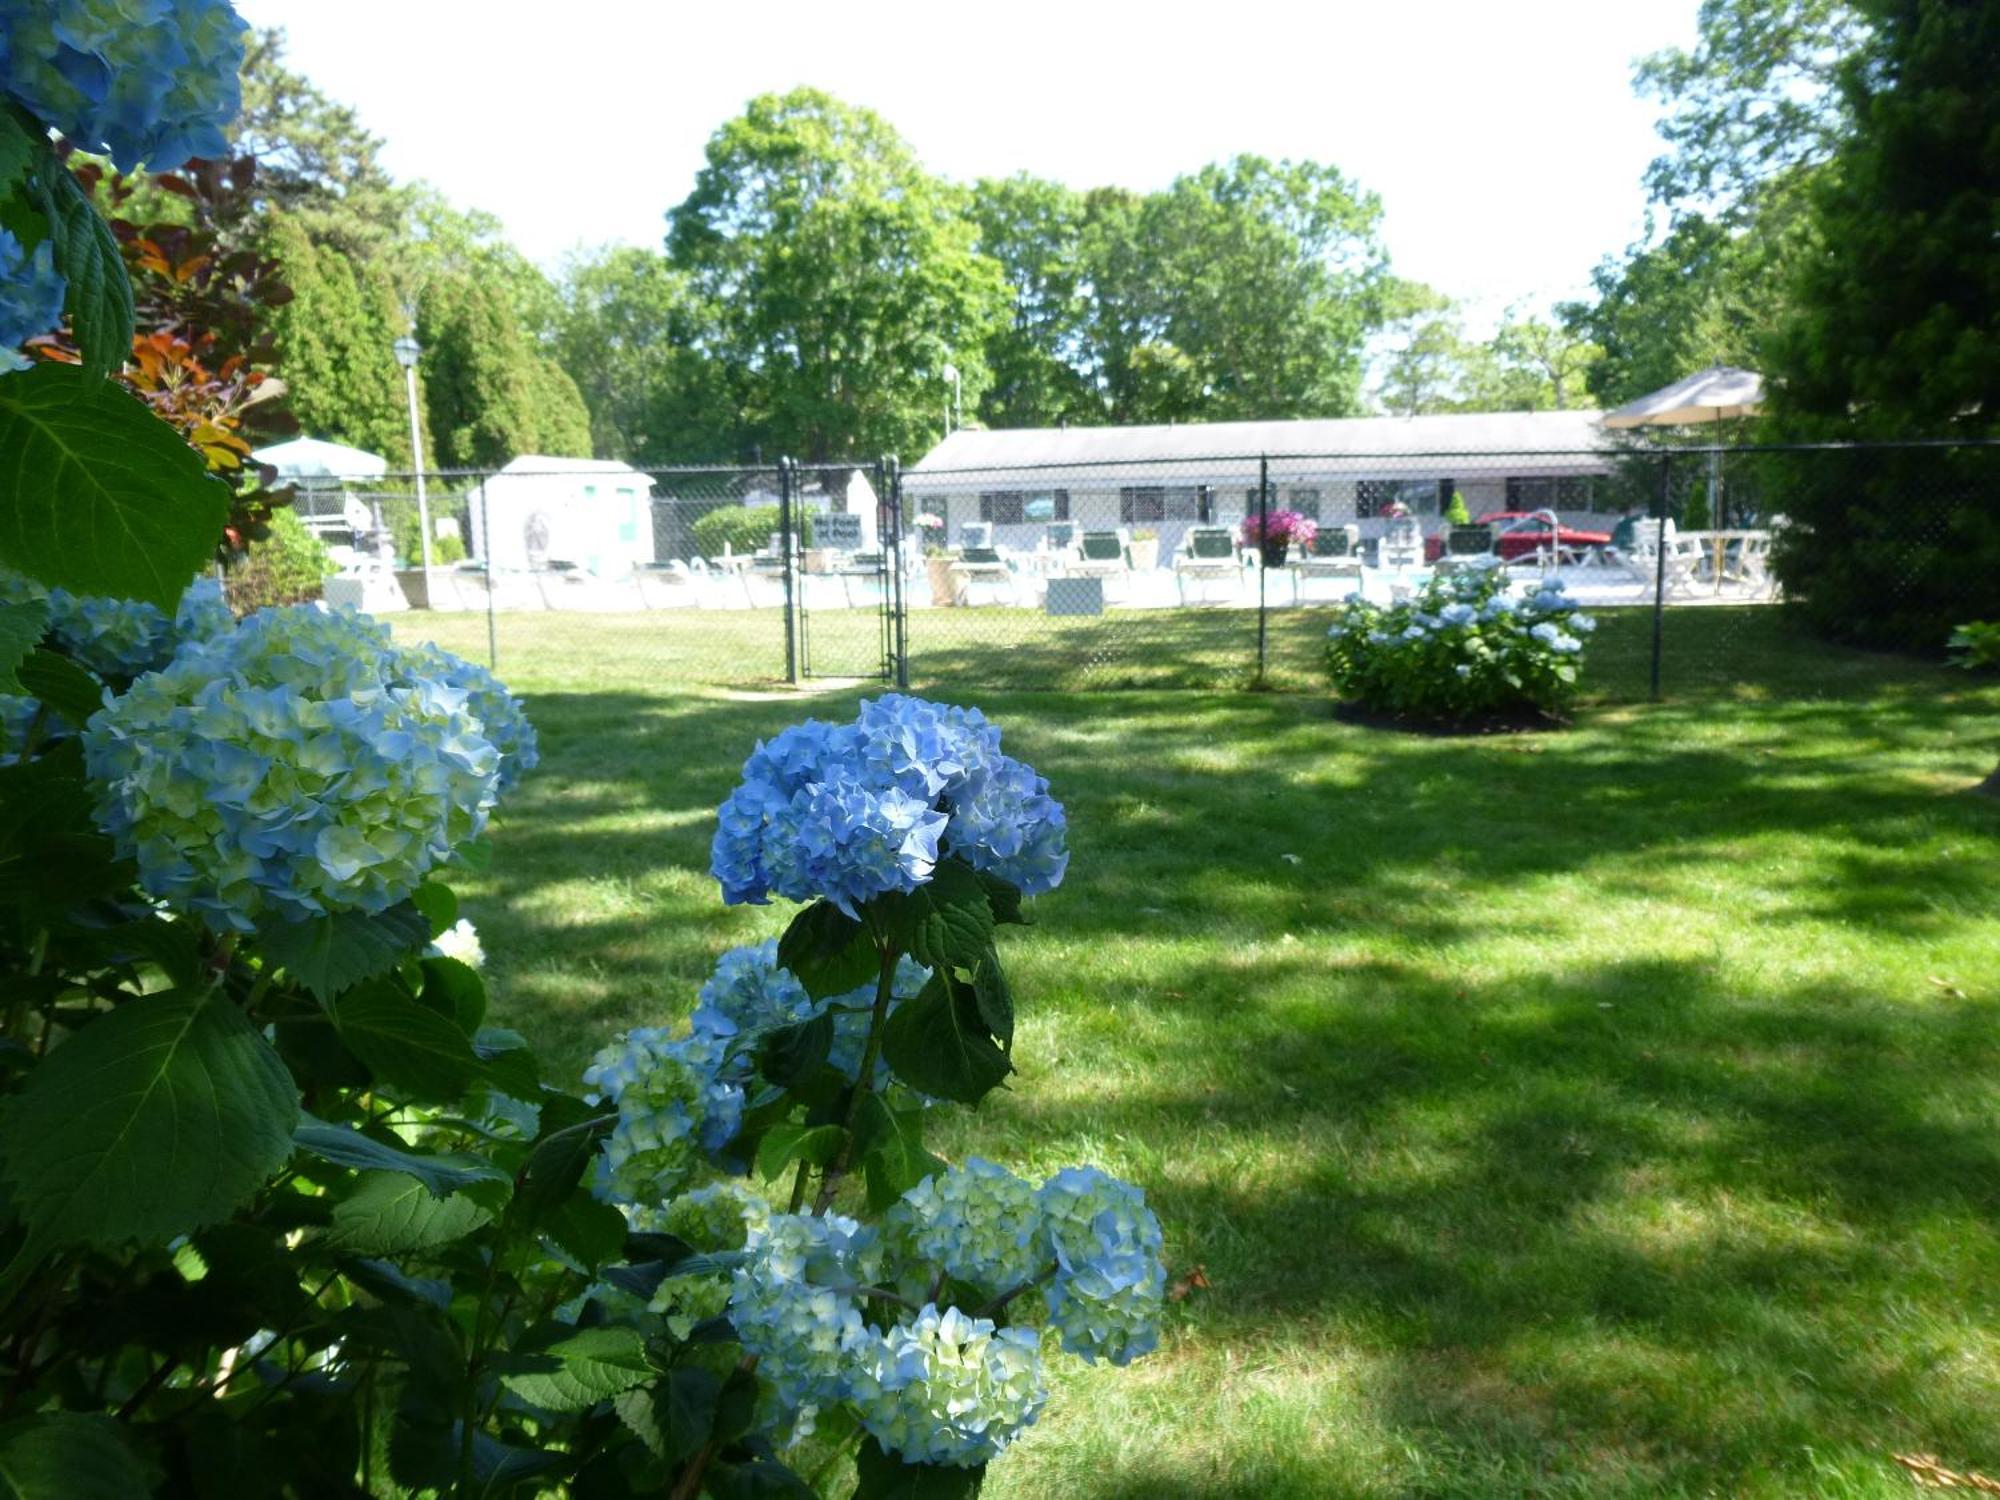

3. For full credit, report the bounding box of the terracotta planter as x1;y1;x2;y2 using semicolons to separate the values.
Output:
926;556;959;606
1128;537;1160;571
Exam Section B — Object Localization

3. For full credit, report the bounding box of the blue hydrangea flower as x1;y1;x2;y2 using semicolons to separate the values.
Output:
730;1211;884;1411
0;227;66;372
173;574;234;642
401;643;539;792
1440;602;1476;628
1529;621;1561;646
1036;1167;1167;1367
711;695;1067;914
689;941;930;1092
846;1305;1047;1467
80;605;518;931
584;1026;745;1207
885;1158;1047;1297
0;0;249;171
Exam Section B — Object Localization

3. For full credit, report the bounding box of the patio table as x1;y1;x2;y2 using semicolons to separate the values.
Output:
1679;530;1771;592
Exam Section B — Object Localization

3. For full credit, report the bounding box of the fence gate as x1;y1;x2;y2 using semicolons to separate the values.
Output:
783;458;902;684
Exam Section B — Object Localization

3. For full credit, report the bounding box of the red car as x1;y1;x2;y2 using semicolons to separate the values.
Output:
1425;511;1613;562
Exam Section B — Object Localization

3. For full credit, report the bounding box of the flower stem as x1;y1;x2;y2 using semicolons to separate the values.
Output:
813;944;898;1214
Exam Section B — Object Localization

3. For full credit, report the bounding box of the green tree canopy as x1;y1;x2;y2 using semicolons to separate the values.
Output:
1761;0;2000;648
557;246;739;464
667;88;1009;461
418;272;591;469
264;214;413;467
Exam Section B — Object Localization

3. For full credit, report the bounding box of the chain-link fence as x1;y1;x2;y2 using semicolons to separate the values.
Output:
284;440;1998;701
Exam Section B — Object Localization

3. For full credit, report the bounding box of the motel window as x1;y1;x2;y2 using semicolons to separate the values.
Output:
980;490;1070;524
1356;479;1441;518
1287;488;1322;520
1119;487;1165;524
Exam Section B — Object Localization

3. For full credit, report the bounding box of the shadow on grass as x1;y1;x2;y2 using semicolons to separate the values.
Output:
994;952;2000;1496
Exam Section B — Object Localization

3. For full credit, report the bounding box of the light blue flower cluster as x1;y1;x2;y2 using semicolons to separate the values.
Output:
0;571;234;682
80;606;525;931
728;1157;1154;1466
711;694;1067;915
0;227;65;373
689;940;930;1092
401;642;540;792
584;1027;745;1207
0;0;248;171
846;1305;1047;1467
730;1211;885;1411
884;1157;1046;1296
1036;1166;1169;1366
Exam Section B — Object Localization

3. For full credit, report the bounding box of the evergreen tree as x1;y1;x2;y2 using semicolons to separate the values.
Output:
419;273;591;468
265;215;411;466
1764;0;2000;648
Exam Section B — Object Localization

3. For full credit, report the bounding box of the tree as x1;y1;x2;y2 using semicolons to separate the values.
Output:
1375;287;1485;416
557;246;738;463
1635;0;1868;215
1763;0;2000;648
265;214;413;466
667;89;1010;461
227;27;413;260
1564;0;1865;408
968;175;1097;428
1488;316;1604;411
418;271;590;468
1122;157;1389;421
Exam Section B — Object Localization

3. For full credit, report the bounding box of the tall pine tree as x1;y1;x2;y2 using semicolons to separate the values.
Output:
1764;0;2000;647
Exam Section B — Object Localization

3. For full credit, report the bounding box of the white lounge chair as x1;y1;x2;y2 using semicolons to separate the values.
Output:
1174;526;1242;603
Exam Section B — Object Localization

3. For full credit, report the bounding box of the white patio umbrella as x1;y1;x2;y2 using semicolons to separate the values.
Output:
249;436;390;482
1602;365;1764;527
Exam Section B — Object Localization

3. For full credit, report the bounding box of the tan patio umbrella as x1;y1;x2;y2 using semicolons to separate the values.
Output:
1602;364;1764;527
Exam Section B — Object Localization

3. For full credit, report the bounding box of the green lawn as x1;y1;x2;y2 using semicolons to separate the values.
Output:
400;611;2000;1498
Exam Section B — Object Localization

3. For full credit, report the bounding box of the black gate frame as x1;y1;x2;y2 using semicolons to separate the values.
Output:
779;457;903;685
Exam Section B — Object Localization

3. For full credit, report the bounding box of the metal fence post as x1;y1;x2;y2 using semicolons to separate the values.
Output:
477;470;497;670
892;458;916;692
1256;454;1270;686
779;457;799;685
1650;452;1671;702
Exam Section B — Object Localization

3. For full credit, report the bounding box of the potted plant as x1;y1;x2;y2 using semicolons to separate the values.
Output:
1239;509;1318;568
1128;528;1160;570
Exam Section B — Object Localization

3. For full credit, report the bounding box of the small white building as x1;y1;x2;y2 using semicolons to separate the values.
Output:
904;410;1615;559
467;457;658;575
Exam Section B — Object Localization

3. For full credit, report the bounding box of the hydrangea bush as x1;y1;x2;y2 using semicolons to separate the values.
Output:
0;10;1166;1492
564;695;1165;1487
1324;562;1596;725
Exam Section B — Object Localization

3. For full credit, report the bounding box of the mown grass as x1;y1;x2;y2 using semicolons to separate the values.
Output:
399;609;2000;1498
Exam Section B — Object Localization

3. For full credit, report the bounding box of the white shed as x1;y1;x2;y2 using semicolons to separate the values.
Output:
467;457;657;575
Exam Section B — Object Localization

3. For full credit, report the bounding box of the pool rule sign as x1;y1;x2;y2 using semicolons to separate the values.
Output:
816;511;864;551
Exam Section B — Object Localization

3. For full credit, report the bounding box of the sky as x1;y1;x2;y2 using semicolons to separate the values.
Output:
236;0;1701;331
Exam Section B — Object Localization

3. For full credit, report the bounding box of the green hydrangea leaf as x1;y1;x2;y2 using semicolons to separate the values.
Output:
13;649;103;726
0;598;49;694
0;363;227;608
498;1326;652;1412
291;1114;508;1198
31;165;134;379
777;899;878;999
878;859;994;971
409;880;457;937
415;955;484;1033
0;108;36;194
322;1172;493;1255
755;1122;845;1183
334;981;487;1101
880;969;1011;1106
0;1413;149;1500
855;1094;944;1213
0;988;298;1253
615;1365;720;1465
253;902;430;1001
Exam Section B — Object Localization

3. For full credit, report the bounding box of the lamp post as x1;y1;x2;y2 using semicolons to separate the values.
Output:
942;362;961;437
392;332;433;590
